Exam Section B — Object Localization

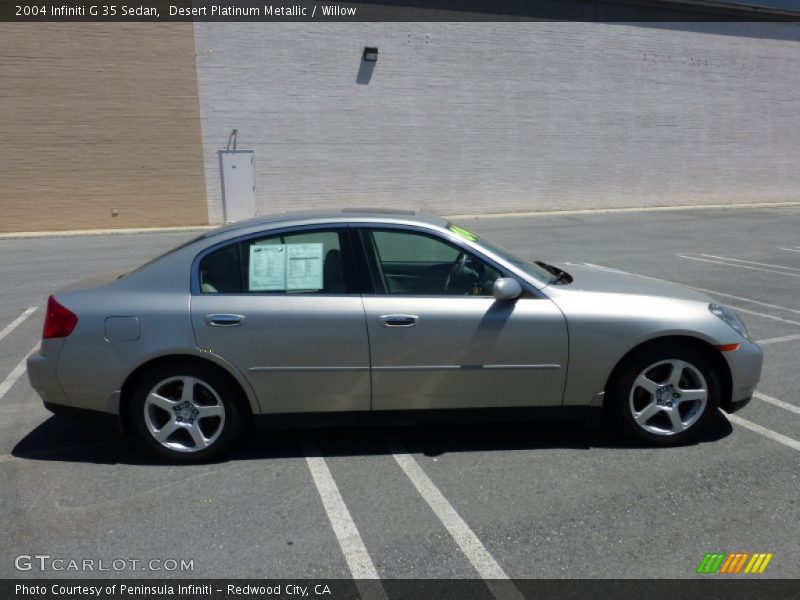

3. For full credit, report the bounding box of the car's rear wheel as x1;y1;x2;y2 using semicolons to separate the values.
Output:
130;364;243;463
610;344;721;446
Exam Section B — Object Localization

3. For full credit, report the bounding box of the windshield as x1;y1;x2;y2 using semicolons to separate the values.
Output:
447;222;556;284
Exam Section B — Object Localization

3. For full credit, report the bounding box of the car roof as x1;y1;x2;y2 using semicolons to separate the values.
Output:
202;208;449;239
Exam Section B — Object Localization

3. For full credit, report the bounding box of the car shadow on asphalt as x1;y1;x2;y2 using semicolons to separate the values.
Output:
11;411;733;466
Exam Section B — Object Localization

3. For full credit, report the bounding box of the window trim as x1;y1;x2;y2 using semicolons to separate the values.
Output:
191;224;360;296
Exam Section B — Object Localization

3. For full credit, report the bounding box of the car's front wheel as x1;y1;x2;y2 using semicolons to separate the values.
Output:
610;344;721;446
130;364;243;463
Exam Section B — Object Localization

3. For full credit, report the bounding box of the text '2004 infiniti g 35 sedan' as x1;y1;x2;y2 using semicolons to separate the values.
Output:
27;209;763;462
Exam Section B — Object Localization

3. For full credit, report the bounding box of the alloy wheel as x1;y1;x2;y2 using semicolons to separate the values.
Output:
628;359;708;436
143;376;226;453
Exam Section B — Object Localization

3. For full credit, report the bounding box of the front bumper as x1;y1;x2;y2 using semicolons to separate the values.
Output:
726;395;752;413
722;339;763;412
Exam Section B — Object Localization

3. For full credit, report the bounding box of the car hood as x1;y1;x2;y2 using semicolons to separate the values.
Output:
551;263;712;303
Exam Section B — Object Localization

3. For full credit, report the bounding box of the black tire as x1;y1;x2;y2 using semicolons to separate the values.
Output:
129;362;244;463
609;343;721;446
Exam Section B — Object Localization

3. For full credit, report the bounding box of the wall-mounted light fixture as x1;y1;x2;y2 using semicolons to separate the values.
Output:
362;47;378;62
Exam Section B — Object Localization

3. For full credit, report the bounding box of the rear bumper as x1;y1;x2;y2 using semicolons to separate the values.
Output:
30;347;121;430
28;341;121;415
26;345;68;406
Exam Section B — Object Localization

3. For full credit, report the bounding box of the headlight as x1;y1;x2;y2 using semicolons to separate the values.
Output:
709;303;749;340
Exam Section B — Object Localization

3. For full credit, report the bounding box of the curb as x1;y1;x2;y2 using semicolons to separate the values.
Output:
0;225;217;241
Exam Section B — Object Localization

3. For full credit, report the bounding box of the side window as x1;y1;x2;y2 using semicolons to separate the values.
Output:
198;243;241;293
365;229;502;296
199;229;348;294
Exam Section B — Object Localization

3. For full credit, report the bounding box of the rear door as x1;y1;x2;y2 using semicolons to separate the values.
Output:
356;225;569;411
190;226;371;414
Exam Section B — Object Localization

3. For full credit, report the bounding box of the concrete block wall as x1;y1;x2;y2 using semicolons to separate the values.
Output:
194;22;800;223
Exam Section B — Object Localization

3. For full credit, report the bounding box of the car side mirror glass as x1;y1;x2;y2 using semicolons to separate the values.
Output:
493;277;522;301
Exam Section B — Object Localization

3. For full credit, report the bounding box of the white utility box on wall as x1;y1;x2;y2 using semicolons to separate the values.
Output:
219;149;256;223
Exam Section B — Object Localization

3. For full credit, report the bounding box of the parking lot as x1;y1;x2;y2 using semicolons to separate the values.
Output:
0;205;798;583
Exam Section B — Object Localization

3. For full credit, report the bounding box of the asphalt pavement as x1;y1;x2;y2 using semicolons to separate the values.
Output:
0;205;798;582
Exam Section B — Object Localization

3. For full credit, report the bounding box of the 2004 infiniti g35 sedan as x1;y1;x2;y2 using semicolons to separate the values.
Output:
27;209;763;462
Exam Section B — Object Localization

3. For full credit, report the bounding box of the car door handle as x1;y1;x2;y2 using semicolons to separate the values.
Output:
205;314;245;327
380;314;418;328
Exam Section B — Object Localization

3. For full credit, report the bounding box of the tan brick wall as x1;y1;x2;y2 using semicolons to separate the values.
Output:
0;24;208;233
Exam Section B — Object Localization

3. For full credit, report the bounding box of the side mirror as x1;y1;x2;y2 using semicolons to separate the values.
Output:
493;277;522;301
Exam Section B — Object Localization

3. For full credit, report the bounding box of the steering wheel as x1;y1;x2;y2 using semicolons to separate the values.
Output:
444;252;470;293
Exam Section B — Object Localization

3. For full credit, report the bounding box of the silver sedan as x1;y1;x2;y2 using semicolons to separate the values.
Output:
27;210;763;462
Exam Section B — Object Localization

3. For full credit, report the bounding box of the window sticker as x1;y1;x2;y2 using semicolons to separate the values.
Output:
248;242;324;291
286;243;324;290
449;225;478;242
249;245;286;291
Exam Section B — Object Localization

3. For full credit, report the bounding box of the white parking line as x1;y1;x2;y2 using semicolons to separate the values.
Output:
698;254;800;273
690;287;800;316
723;304;800;327
303;438;386;597
756;333;800;346
582;268;800;320
390;444;525;600
753;392;800;416
445;200;800;220
676;254;800;278
727;413;800;452
576;265;800;331
0;343;38;402
780;247;800;253
0;307;37;343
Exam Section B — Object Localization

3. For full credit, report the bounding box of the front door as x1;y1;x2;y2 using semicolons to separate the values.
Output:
191;226;370;414
357;226;568;411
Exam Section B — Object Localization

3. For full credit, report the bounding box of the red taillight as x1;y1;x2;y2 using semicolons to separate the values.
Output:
43;296;78;339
